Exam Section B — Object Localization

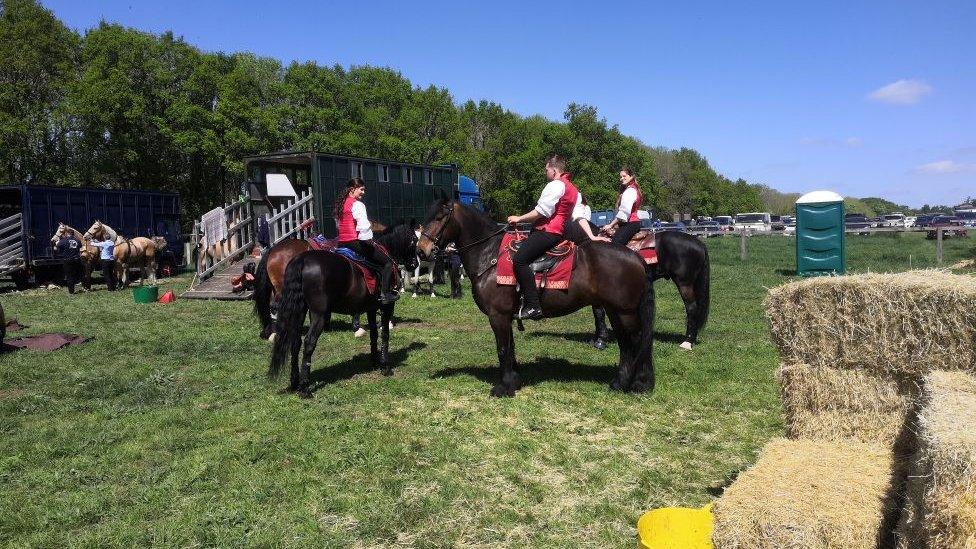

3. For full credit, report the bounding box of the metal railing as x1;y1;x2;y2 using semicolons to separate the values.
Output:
190;200;255;286
0;213;25;276
267;188;315;246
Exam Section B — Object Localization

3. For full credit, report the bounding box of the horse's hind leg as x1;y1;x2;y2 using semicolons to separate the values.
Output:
607;312;638;391
297;310;327;398
366;309;380;370
379;305;394;376
676;282;697;350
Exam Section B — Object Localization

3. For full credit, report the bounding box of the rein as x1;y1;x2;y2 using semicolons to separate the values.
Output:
422;203;505;254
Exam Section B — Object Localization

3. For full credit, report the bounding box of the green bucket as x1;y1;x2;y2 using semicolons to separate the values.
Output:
132;285;159;303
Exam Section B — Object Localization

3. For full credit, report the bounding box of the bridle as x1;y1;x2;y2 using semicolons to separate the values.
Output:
420;202;505;257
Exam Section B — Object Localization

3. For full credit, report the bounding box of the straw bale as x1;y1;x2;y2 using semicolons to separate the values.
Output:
897;370;976;549
713;438;905;549
777;362;919;448
765;271;976;376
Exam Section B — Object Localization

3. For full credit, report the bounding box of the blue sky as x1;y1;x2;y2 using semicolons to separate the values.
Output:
45;1;975;207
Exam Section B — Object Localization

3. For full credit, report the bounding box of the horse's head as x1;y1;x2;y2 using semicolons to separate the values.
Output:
51;223;66;244
83;220;102;240
417;199;458;261
151;236;168;251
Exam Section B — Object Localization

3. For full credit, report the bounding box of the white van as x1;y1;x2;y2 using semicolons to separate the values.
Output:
882;213;906;228
734;212;772;232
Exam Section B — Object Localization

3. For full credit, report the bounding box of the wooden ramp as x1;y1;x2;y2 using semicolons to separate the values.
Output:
181;261;253;300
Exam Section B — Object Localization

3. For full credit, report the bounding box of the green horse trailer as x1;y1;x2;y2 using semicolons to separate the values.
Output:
243;152;459;235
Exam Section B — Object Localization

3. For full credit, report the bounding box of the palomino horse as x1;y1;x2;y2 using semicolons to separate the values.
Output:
590;229;710;351
253;222;418;340
50;223;100;290
83;221;165;286
418;200;656;397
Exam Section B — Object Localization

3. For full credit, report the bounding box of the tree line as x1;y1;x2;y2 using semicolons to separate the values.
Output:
1;0;767;223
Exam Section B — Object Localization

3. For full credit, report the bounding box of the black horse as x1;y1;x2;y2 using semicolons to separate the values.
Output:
418;200;656;397
254;223;417;340
268;227;417;398
592;230;710;350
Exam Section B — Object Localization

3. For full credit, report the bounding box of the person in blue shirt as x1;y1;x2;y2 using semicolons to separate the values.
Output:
90;238;117;291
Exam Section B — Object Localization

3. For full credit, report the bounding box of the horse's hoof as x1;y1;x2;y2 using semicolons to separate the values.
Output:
590;338;607;350
388;322;394;330
430;293;436;298
268;332;277;344
490;384;516;398
629;380;655;393
354;327;367;338
679;341;693;351
609;377;627;392
298;389;313;399
412;293;418;298
382;368;393;377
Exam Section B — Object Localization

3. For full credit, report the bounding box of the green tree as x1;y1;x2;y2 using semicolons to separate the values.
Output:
0;0;80;184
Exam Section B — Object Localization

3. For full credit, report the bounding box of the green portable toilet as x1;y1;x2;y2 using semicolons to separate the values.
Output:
795;190;845;276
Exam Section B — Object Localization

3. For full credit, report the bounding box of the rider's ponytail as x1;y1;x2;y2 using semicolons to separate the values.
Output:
334;178;366;220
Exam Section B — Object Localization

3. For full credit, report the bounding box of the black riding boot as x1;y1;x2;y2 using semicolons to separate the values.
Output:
379;264;399;305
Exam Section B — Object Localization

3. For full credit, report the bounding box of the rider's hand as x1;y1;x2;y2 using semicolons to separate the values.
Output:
506;215;520;225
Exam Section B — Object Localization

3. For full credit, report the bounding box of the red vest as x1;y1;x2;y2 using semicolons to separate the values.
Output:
535;173;579;236
625;181;642;222
336;196;359;243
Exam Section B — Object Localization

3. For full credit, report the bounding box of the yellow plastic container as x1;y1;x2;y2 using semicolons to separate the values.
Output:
637;503;714;549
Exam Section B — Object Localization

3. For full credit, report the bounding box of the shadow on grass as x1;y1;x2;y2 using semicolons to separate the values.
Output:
525;330;688;345
775;268;797;276
432;356;618;388
306;341;427;393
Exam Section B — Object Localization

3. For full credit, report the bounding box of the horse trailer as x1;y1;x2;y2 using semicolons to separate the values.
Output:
0;184;183;288
243;152;478;236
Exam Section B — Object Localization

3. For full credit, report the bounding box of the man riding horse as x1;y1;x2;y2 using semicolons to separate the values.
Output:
506;155;606;319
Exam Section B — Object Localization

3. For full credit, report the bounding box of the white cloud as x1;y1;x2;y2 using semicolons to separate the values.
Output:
845;137;863;147
867;79;933;105
914;160;975;174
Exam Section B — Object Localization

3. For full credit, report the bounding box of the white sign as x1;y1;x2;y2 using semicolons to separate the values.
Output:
266;173;297;198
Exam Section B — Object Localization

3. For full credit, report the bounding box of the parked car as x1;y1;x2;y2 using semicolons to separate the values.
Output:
926;216;968;239
692;220;722;237
734;212;772;232
654;221;687;233
881;213;906;227
714;215;734;232
770;215;786;231
957;211;976;227
845;214;872;234
905;216;917;227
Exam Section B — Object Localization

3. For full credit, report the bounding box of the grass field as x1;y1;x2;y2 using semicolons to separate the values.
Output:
1;233;973;547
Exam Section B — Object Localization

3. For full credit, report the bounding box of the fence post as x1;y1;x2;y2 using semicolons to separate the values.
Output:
740;229;748;261
936;228;943;264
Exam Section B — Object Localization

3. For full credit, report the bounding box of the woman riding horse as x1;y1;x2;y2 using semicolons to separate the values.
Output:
268;180;406;397
419;155;656;397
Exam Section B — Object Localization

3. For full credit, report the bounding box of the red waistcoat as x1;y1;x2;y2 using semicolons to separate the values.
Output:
536;173;579;236
336;196;359;243
624;182;642;222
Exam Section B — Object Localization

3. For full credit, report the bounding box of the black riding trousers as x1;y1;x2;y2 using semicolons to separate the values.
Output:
512;230;562;309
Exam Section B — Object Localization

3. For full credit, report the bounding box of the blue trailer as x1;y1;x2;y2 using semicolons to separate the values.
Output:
0;184;183;288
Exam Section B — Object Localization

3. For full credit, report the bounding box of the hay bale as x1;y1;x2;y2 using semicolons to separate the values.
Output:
713;438;905;549
897;370;976;549
765;271;976;375
777;362;919;448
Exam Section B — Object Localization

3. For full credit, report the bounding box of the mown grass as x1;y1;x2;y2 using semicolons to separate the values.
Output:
1;233;973;547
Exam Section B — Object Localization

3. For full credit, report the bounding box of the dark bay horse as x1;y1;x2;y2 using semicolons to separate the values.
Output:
269;248;398;398
592;230;710;350
418;200;656;397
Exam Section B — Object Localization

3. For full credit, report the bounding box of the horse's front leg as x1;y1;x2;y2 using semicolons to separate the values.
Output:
488;312;519;397
379;304;393;376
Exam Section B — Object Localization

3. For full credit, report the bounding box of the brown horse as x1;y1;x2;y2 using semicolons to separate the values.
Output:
418;200;656;397
51;223;99;290
84;221;162;286
253;222;419;339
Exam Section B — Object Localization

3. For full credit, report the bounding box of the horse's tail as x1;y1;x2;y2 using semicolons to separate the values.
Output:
253;250;274;339
693;245;710;335
269;253;307;379
635;270;657;391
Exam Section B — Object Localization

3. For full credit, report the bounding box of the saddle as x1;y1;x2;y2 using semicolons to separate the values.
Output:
507;236;575;273
625;230;658;265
